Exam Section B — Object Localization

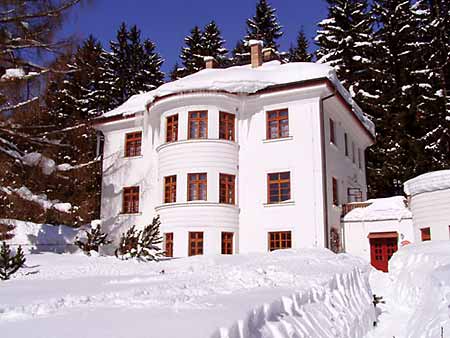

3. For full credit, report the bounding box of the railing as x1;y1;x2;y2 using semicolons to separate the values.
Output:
341;202;372;217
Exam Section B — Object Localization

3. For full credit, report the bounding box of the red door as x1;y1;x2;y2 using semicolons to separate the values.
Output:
369;232;398;272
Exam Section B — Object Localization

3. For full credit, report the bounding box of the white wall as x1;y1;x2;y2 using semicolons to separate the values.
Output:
344;218;415;262
410;189;450;241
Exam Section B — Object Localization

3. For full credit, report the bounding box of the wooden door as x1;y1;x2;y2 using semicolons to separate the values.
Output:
369;233;398;272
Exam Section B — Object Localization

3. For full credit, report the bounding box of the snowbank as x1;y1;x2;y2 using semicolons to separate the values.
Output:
0;219;80;253
102;61;374;136
388;242;450;337
4;186;72;213
404;170;450;196
344;196;412;222
0;249;376;338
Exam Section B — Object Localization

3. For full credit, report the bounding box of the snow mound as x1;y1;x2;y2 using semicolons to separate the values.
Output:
102;61;374;136
344;196;412;222
389;242;450;337
1;68;25;80
0;219;80;253
12;186;72;213
0;249;376;338
404;170;450;196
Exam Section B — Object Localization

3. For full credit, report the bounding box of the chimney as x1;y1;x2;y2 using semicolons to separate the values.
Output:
204;56;217;69
249;40;263;68
262;48;279;62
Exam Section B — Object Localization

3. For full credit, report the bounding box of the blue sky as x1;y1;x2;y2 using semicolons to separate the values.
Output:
65;0;328;74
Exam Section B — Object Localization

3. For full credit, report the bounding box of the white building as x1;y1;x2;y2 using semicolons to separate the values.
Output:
404;170;450;241
94;42;375;257
342;196;414;272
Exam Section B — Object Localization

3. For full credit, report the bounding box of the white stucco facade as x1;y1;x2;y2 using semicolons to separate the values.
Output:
404;170;450;241
94;62;374;257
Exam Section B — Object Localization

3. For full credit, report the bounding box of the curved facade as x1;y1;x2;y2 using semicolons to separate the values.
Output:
404;170;450;241
97;78;374;257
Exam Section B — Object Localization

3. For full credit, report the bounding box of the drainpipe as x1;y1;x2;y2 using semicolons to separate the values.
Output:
320;91;336;249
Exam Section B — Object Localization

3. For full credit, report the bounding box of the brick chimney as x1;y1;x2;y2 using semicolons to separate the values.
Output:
262;48;279;62
204;56;217;69
249;40;263;68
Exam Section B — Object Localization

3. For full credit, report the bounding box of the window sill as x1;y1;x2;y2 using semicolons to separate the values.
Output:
263;136;293;143
118;212;142;216
263;200;295;207
123;155;143;160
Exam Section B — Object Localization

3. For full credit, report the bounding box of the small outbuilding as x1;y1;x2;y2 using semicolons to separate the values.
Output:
404;170;450;241
343;196;413;272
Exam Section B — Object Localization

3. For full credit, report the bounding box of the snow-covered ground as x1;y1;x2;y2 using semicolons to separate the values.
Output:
366;241;450;338
0;249;375;338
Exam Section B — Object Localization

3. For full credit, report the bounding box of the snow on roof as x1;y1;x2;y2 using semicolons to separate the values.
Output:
343;196;412;222
404;170;450;196
102;61;375;136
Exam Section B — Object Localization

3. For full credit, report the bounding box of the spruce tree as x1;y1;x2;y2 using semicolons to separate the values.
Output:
288;29;312;62
245;0;283;50
365;0;426;197
178;26;205;77
231;40;251;66
315;0;373;99
202;21;228;64
0;242;26;280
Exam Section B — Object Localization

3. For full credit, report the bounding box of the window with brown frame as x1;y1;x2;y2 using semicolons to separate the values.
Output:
164;175;177;203
219;112;235;141
188;173;207;201
329;118;336;145
188;111;208;139
166;114;178;142
221;232;233;255
421;227;431;241
268;231;292;251
332;177;339;206
165;233;173;257
266;109;289;139
220;173;235;204
344;133;349;156
122;186;139;214
267;172;290;203
125;131;142;157
188;232;203;256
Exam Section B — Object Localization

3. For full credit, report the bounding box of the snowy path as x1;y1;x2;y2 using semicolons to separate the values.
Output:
0;250;376;338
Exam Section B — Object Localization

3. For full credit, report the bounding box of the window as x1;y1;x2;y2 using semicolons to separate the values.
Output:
332;177;339;206
329;118;336;145
421;227;431;241
344;133;349;157
165;233;173;257
188;173;207;201
267;172;291;203
188;111;208;139
219;112;235;141
164;175;177;203
352;142;356;163
166;114;178;142
125;131;142;157
358;148;362;169
220;174;235;204
221;232;233;255
189;232;203;256
266;109;289;139
122;186;139;214
268;231;292;251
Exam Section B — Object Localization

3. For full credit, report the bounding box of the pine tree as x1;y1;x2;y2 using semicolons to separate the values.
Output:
288;29;312;62
231;40;250;66
365;0;426;197
315;0;373;99
0;242;26;280
178;26;205;77
202;21;228;64
75;223;111;255
245;0;283;50
106;23;164;108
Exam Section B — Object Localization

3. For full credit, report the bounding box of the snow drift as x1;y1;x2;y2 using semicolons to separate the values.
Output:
388;242;450;337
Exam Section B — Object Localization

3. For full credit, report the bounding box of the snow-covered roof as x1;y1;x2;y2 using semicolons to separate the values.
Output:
343;196;412;222
404;170;450;196
102;61;375;136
